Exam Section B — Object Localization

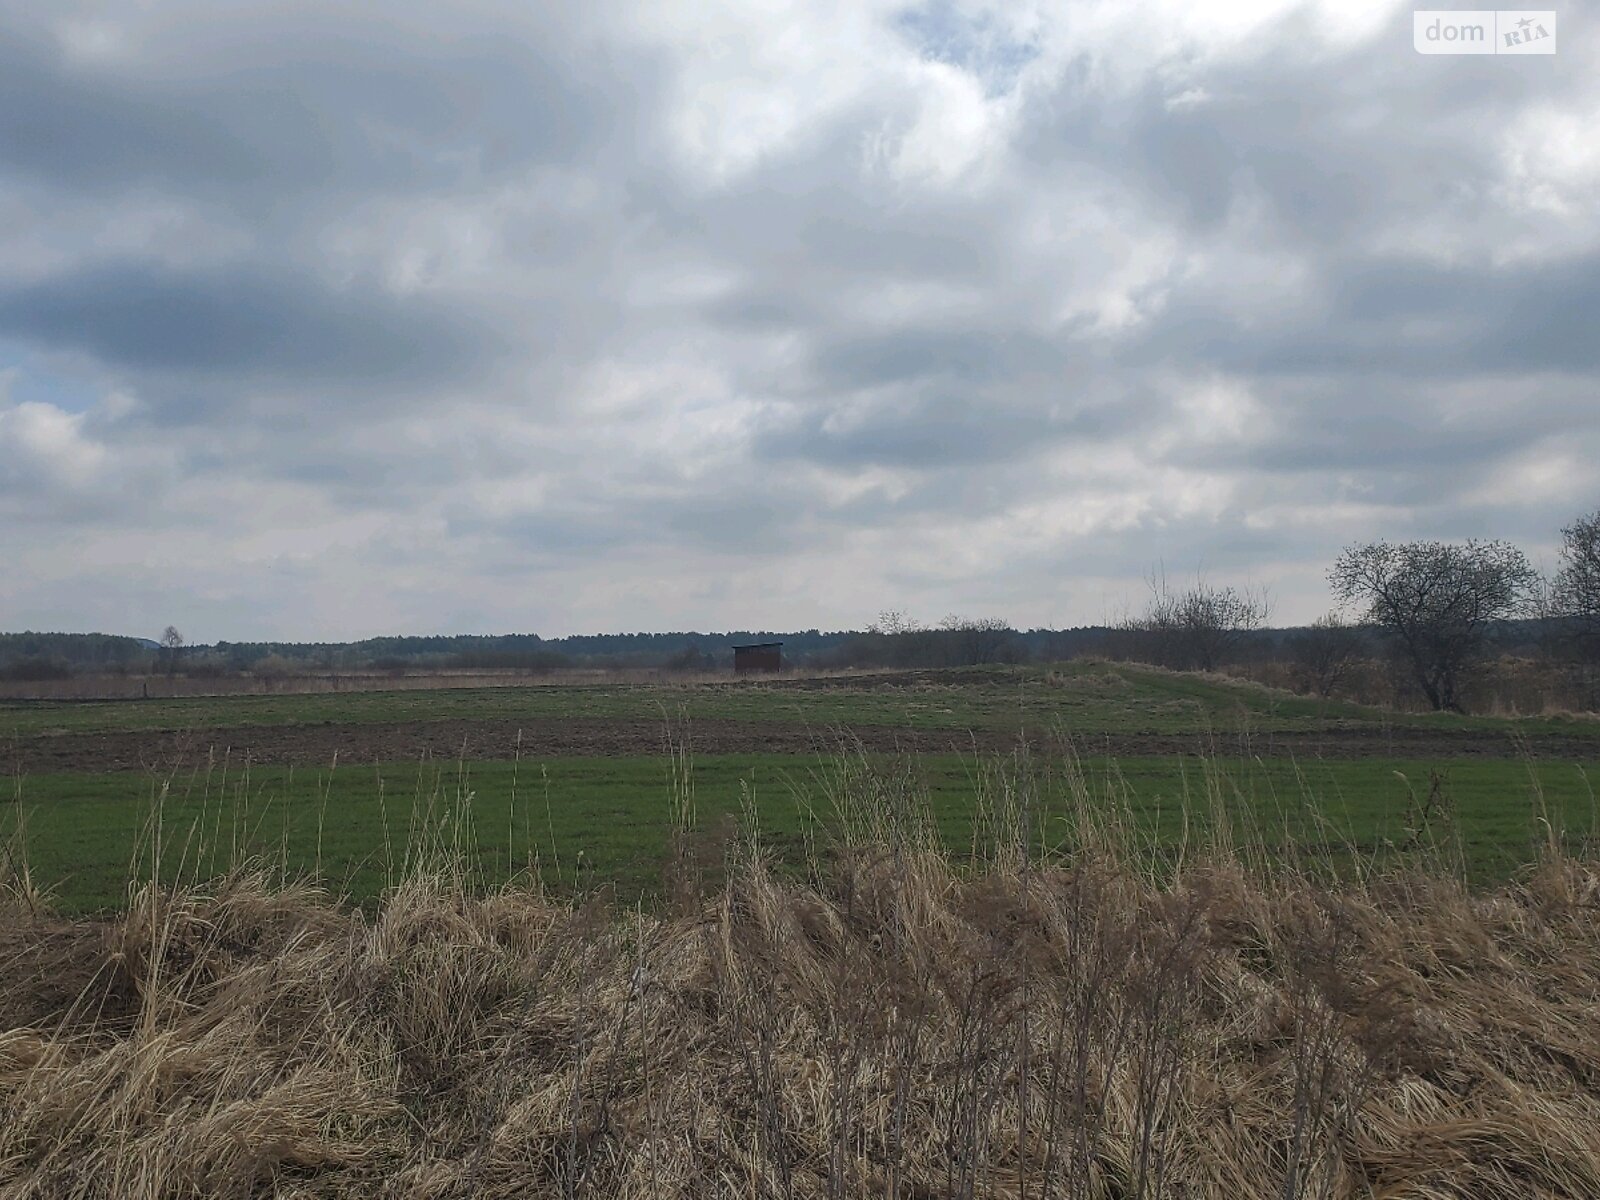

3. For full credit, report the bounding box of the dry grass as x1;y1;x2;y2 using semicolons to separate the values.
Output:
2;752;1599;1198
0;665;876;703
1234;656;1600;719
0;668;623;703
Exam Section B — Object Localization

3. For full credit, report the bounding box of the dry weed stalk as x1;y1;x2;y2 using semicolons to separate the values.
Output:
2;750;1600;1197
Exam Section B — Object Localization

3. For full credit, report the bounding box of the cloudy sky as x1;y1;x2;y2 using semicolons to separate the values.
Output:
2;0;1596;641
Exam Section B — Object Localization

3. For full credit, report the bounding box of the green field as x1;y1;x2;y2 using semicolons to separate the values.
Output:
4;664;1598;912
4;660;1597;738
6;751;1597;913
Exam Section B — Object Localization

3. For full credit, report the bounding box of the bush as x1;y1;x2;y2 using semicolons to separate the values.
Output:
0;656;72;683
445;650;573;672
251;654;303;680
1114;576;1271;671
1287;614;1366;697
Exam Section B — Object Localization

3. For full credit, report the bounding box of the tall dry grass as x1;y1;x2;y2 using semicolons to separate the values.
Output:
2;748;1599;1198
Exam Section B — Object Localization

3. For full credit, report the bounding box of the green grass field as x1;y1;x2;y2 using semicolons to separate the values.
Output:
5;663;1598;912
4;660;1597;739
8;748;1597;913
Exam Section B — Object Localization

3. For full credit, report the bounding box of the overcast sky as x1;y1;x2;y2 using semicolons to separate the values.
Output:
2;0;1596;641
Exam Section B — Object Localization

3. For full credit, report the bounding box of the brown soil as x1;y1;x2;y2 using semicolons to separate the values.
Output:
6;716;1598;775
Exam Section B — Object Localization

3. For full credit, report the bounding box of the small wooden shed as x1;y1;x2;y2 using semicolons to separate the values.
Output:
732;642;783;675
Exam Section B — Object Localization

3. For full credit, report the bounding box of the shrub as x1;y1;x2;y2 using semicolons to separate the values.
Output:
0;656;72;683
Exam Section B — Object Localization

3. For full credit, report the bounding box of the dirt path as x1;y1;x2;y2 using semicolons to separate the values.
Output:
6;716;1598;775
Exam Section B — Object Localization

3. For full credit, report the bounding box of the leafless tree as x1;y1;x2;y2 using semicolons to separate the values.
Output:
936;615;1018;666
1329;540;1536;712
1551;510;1600;663
1546;510;1600;708
857;611;934;668
160;625;184;677
1287;613;1365;698
1119;573;1271;672
871;610;922;636
855;612;1018;668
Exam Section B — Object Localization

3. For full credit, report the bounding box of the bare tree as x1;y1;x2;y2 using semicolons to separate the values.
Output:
160;625;184;677
853;612;1019;668
1329;540;1536;712
936;615;1018;666
1287;613;1365;698
1119;574;1271;672
1551;510;1600;663
871;610;922;636
854;610;933;668
1548;510;1600;709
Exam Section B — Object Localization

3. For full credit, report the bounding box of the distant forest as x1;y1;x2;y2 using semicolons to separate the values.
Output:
0;620;1557;679
7;517;1595;714
2;626;1109;676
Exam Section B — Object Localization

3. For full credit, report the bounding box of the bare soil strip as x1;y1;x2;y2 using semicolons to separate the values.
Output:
7;716;1598;774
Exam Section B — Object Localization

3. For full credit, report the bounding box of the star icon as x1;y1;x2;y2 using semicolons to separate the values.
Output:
1517;16;1533;30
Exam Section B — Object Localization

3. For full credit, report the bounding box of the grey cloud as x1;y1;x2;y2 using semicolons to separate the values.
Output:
1023;17;1557;255
463;511;639;562
679;142;1007;286
792;210;997;282
1043;522;1314;583
1328;255;1600;375
0;260;494;384
453;489;797;564
0;15;619;202
811;329;1029;390
664;496;795;552
1132;252;1600;378
701;289;818;332
753;387;1133;471
2;0;1598;639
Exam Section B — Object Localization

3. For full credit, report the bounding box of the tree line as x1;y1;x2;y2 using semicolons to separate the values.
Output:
4;508;1595;711
1109;509;1600;712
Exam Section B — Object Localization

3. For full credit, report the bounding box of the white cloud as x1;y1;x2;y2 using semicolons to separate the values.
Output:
0;0;1594;639
0;397;105;489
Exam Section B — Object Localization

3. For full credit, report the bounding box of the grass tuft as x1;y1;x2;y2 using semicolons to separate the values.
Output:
4;748;1600;1196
